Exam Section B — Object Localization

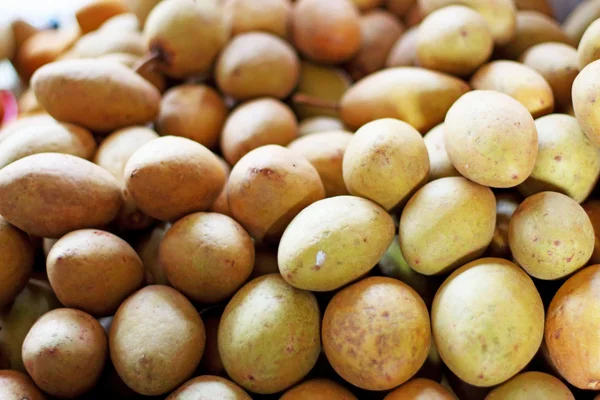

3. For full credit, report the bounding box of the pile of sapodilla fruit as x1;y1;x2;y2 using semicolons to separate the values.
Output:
4;0;600;398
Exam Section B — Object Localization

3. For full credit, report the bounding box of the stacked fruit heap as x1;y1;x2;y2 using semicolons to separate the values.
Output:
3;0;600;399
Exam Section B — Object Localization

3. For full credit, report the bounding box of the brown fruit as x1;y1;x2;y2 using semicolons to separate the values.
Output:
384;378;455;399
485;371;574;400
209;157;232;217
573;59;600;148
514;0;553;16
293;0;361;64
75;0;129;34
281;378;357;400
0;370;45;400
69;30;146;59
0;217;34;308
322;277;431;390
134;222;171;285
110;285;206;396
385;0;417;17
224;0;292;38
227;145;325;242
22;308;107;398
216;32;299;101
167;375;251;399
221;98;298;165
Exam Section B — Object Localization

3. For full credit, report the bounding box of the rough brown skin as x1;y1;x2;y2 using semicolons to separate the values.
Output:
444;90;538;188
509;191;594;280
227;145;325;242
573;59;600;148
384;378;455;399
346;10;404;80
159;212;254;304
519;43;579;109
298;116;346;136
399;177;496;275
0;153;122;238
168;375;251;399
224;0;292;39
47;229;145;316
216;32;299;101
0;216;33;308
385;26;418;67
0;370;46;400
563;0;600;44
498;11;573;59
198;315;224;376
423;123;459;182
417;6;493;76
485;371;574;399
470;61;554;118
157;84;227;149
343;118;429;211
322;277;431;391
293;0;361;64
518;114;600;203
31;59;161;133
583;200;600;264
545;265;600;390
281;378;357;399
221;98;298;166
0;121;96;169
219;274;321;394
22;308;108;398
487;191;521;259
143;0;229;78
340;67;470;133
278;196;395;291
124;136;226;222
432;258;545;387
134;222;171;285
110;285;206;396
75;0;128;33
288;130;353;197
0;23;15;61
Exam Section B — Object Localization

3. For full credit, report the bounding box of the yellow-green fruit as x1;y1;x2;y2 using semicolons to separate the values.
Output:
583;200;600;264
432;258;544;387
143;0;229;78
31;59;160;133
385;0;417;17
218;274;321;394
573;59;600;147
293;61;351;119
0;153;122;238
399;177;496;275
0;370;46;400
578;18;600;69
322;277;431;390
110;285;206;396
508;191;594;280
423;123;459;181
278;196;395;291
384;378;455;399
288;130;353;197
386;26;418;67
216;32;299;101
416;5;493;76
298;116;346;136
518;114;600;203
340;67;470;133
485;371;574;400
487;191;521;259
444;90;538;187
0;217;33;308
167;375;251;400
281;379;357;400
224;0;291;38
343;118;429;210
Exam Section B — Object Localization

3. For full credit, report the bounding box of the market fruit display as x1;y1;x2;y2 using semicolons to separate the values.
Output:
1;0;600;398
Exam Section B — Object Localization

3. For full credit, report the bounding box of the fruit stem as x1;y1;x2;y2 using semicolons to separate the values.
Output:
134;52;161;74
292;93;340;111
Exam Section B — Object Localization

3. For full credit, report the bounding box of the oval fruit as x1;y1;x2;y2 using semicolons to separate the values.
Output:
485;371;574;400
281;379;357;400
0;370;46;400
224;0;291;39
167;375;251;400
572;59;600;148
384;378;455;399
0;216;33;308
423;123;459;181
583;200;600;265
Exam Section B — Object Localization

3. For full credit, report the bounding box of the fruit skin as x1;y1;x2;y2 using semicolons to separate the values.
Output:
22;308;108;398
399;177;496;276
124;0;163;27
167;375;251;400
573;59;600;148
298;116;346;136
485;371;574;400
340;67;470;133
159;212;255;304
583;200;600;265
157;84;227;149
0;23;15;61
384;378;455;399
545;264;600;390
518;114;600;203
563;0;600;44
0;370;46;400
47;229;145;317
68;30;146;59
75;0;129;34
280;378;357;400
279;196;395;291
322;276;431;391
508;191;594;280
227;145;325;242
31;59;160;133
423;123;459;182
224;0;292;39
124;136;226;222
218;274;321;394
343;118;429;211
444;90;538;188
216;32;299;101
110;285;206;396
134;222;171;286
578;18;600;69
292;0;361;64
0;216;33;308
386;26;419;67
0;153;122;238
432;258;545;387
